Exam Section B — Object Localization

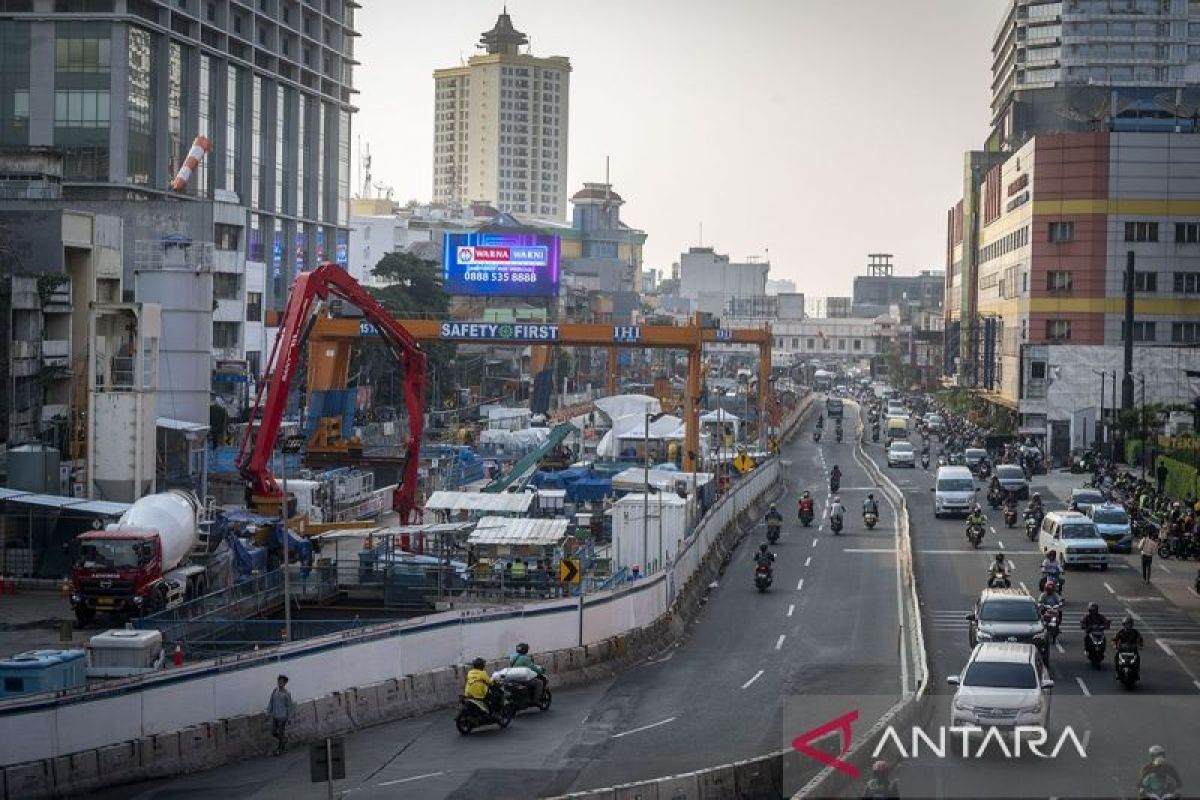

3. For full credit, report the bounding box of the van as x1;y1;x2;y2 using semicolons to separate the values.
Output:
1038;511;1110;570
886;416;909;440
933;465;976;518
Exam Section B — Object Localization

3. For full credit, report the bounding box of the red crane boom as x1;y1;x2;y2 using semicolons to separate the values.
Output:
237;263;427;523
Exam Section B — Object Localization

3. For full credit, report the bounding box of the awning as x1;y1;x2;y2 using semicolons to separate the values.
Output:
1;493;131;516
468;516;569;546
0;488;32;501
425;491;535;514
157;417;210;434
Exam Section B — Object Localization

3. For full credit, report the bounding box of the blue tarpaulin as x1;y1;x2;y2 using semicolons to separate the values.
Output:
566;478;612;503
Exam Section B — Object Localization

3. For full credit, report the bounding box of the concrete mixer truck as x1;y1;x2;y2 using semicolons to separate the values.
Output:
69;490;233;625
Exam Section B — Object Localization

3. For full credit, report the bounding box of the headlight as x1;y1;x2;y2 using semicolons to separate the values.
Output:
976;631;993;641
133;596;144;605
953;697;971;711
1029;699;1043;714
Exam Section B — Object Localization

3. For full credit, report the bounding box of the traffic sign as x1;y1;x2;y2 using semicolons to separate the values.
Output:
559;558;581;584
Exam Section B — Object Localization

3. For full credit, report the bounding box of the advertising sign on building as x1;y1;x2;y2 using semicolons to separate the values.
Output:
442;232;561;297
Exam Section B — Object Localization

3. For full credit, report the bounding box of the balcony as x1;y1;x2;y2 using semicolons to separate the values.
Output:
40;404;68;423
11;341;39;359
42;340;70;367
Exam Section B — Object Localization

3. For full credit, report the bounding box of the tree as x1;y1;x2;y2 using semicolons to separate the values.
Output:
354;251;455;409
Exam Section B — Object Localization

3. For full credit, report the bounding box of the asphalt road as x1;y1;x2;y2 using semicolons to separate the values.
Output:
861;414;1200;799
103;404;904;800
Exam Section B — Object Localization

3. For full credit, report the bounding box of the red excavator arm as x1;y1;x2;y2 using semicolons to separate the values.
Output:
237;263;427;523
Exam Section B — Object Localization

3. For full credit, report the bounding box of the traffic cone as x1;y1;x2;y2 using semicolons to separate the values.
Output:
172;645;183;667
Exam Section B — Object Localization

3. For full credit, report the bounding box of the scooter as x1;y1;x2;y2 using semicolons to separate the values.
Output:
767;521;781;545
1040;605;1061;645
799;505;814;527
1116;645;1140;689
836;429;844;443
920;452;930;470
872;428;880;443
1084;624;1108;668
455;684;514;735
986;566;1011;588
830;475;841;494
493;667;553;714
754;563;773;592
966;522;985;549
1004;506;1018;528
1024;510;1041;541
1038;571;1064;594
830;513;844;535
813;430;821;444
863;511;878;530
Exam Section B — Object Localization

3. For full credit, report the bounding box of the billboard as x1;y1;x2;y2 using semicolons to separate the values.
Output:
442;232;560;297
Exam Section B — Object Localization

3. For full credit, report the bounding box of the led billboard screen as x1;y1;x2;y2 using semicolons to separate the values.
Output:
442;232;560;297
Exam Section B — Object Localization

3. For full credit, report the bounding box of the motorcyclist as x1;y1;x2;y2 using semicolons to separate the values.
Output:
1037;580;1063;626
509;642;545;676
817;413;825;429
863;759;899;799
766;503;783;526
1039;550;1063;591
1028;492;1044;518
862;493;880;518
988;552;1012;587
829;495;847;524
1114;616;1144;664
1080;602;1110;632
798;491;815;519
1138;745;1182;799
830;465;842;491
464;657;493;712
966;504;987;534
754;542;776;569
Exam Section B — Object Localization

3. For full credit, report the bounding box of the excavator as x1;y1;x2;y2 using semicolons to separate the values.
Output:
237;263;427;523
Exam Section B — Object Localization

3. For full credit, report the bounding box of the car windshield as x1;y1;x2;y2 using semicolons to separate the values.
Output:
938;478;974;492
1092;509;1129;525
1062;524;1100;539
979;600;1040;623
77;539;153;569
891;442;913;452
1073;491;1104;503
962;661;1039;689
928;415;943;424
996;466;1024;480
965;449;986;460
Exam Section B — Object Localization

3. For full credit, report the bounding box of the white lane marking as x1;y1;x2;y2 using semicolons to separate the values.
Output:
804;556;812;567
1158;639;1176;658
775;634;787;650
990;527;996;535
812;538;819;547
611;716;678;739
818;524;824;532
1104;582;1116;594
1019;581;1030;595
377;772;447;787
796;578;805;591
997;540;1004;549
1075;677;1091;697
787;604;796;617
1160;564;1173;575
741;670;764;689
1055;642;1065;654
843;548;895;553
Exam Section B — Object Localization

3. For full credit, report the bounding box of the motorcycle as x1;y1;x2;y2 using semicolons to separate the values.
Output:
493;667;552;714
987;487;1003;510
767;521;781;545
977;462;992;480
871;428;879;443
986;567;1011;588
830;513;844;535
1038;570;1064;594
920;453;930;469
966;522;985;549
813;430;821;443
1024;510;1041;541
1040;605;1062;645
830;475;841;494
863;511;878;530
754;563;773;592
1116;645;1140;689
836;429;843;443
799;505;814;527
1084;624;1108;668
455;684;515;735
1004;507;1018;528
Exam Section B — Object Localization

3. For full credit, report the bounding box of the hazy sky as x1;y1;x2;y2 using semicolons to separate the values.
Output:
354;0;1009;297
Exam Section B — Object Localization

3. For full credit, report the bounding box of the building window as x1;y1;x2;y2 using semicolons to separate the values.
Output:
213;321;239;350
853;339;862;351
213;271;240;300
1122;321;1156;342
806;338;815;350
1124;271;1158;292
225;64;243;195
1047;270;1072;291
1046;319;1071;340
52;21;111;179
1048;221;1074;242
1176;222;1200;244
1174;272;1200;293
1124;221;1159;242
1030;361;1047;380
215;223;241;251
126;27;153;185
0;22;31;147
1172;321;1200;343
837;339;846;350
246;292;262;322
790;337;798;349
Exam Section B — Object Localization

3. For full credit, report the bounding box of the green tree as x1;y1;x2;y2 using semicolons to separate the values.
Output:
368;251;449;317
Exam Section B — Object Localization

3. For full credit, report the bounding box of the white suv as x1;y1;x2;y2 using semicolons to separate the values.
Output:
1038;511;1110;571
948;642;1053;731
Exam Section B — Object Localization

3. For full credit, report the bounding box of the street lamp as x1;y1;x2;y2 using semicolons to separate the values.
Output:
1091;369;1106;453
1138;373;1147;479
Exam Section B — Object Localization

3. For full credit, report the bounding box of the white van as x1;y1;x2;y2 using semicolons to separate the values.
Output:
1038;511;1110;570
933;465;976;518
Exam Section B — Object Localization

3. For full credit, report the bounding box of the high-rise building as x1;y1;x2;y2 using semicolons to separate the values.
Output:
432;10;571;218
0;0;358;425
990;0;1200;149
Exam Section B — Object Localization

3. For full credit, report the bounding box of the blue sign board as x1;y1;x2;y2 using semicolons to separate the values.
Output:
612;326;641;343
442;232;560;298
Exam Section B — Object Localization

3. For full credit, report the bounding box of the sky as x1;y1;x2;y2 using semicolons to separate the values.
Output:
353;0;1010;297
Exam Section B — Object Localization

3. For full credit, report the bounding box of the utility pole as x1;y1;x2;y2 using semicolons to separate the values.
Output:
1122;251;1136;411
642;411;650;574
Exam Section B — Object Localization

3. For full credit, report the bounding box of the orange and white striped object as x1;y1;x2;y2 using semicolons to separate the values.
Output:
169;136;211;192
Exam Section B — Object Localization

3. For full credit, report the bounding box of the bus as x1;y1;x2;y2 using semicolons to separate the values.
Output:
825;397;844;419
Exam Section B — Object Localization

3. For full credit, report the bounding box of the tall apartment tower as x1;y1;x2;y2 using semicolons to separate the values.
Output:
990;0;1200;149
432;10;571;218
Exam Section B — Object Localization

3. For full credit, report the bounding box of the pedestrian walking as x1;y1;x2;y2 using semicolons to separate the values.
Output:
267;674;293;755
1137;531;1157;583
1156;461;1169;495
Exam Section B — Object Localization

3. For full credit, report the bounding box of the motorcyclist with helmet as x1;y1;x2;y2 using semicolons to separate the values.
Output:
1138;745;1182;799
987;552;1013;588
1039;550;1064;592
828;495;847;529
862;492;880;518
464;657;493;712
798;490;815;521
830;465;842;493
965;504;987;542
864;759;899;799
1114;616;1144;671
510;642;544;676
754;542;776;568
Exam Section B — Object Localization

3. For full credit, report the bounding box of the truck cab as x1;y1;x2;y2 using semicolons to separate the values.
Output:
70;531;163;623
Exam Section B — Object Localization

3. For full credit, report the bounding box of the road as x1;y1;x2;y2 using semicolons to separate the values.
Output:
861;410;1200;799
101;403;904;799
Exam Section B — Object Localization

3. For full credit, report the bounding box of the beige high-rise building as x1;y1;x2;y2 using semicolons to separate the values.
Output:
432;10;571;218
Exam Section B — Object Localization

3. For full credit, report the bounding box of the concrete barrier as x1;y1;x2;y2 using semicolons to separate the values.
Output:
3;759;51;799
51;750;99;797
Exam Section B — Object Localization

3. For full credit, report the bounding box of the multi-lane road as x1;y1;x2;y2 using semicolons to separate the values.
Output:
859;404;1200;799
103;406;906;800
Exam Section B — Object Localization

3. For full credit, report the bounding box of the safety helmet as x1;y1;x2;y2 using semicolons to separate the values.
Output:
1088;602;1099;613
472;657;486;669
994;552;1005;561
833;465;840;471
871;760;889;775
802;490;811;497
867;493;875;500
833;495;841;503
973;504;982;513
1033;492;1041;500
770;503;777;510
1123;617;1134;629
759;543;769;553
516;642;530;655
1043;580;1056;592
1149;745;1166;758
1046;550;1057;559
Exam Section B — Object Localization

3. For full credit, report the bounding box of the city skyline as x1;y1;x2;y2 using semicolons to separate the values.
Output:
354;0;1008;294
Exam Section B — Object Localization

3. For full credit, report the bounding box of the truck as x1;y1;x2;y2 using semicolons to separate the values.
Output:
69;490;232;625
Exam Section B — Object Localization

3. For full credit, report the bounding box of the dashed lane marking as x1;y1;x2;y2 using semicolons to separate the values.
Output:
1104;582;1116;594
796;578;805;591
842;548;896;554
804;556;812;567
1075;677;1091;697
741;670;764;690
787;604;795;617
377;772;447;787
775;634;786;650
611;717;677;739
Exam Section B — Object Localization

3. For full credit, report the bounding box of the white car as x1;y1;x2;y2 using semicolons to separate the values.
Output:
1038;511;1110;570
948;642;1053;731
887;440;915;468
